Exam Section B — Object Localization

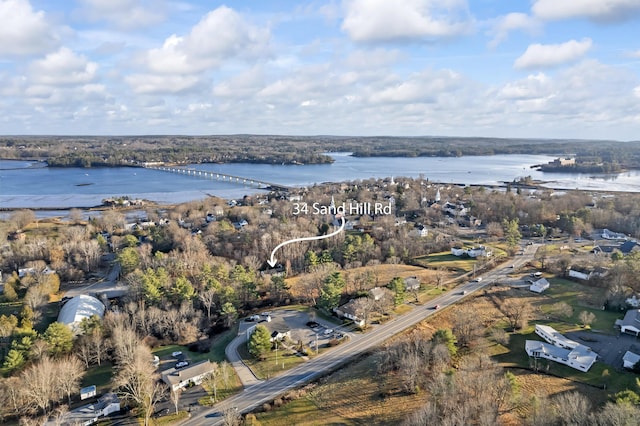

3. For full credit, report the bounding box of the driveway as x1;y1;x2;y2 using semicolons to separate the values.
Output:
566;330;640;369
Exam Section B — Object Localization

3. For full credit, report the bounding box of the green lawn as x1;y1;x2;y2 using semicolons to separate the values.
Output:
81;362;114;394
209;326;239;363
238;341;312;380
539;278;620;333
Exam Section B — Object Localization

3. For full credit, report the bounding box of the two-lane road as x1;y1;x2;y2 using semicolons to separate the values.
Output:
182;244;540;425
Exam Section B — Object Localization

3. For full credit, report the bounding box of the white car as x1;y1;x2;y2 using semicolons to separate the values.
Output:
175;361;189;369
324;329;334;335
171;351;183;357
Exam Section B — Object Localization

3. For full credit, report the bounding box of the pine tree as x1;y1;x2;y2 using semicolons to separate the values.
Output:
248;325;272;359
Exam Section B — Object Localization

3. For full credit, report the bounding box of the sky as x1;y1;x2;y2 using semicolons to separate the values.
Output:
1;0;639;140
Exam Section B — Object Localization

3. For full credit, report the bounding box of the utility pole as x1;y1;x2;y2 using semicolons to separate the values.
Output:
275;340;278;365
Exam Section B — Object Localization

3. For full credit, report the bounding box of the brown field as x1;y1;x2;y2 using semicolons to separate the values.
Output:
286;263;455;300
253;283;611;425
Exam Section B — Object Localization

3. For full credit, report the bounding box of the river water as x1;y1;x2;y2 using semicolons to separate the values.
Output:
1;154;639;209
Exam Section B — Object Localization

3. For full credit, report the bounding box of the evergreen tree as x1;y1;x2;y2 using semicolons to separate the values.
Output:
388;276;405;306
248;325;272;359
432;328;457;357
2;349;25;372
318;272;345;310
43;322;74;356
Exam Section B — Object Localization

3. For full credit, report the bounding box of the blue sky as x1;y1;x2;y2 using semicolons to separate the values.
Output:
1;0;639;140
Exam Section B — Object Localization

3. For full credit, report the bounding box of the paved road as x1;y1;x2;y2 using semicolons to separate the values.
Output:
180;244;540;425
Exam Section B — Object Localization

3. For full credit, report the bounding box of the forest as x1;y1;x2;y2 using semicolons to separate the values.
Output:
1;135;638;170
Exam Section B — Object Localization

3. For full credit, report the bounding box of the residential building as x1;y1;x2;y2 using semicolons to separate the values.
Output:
616;309;640;335
46;393;120;426
334;299;366;327
525;324;598;372
404;276;420;291
161;360;216;392
529;278;550;293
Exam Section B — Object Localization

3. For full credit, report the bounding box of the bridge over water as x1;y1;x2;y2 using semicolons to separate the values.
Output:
143;165;291;191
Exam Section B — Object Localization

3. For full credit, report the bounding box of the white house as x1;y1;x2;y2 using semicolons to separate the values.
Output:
623;351;640;369
47;393;120;426
334;299;366;327
616;309;640;335
525;324;598;372
602;229;627;240
451;247;466;256
529;278;550;293
161;360;216;392
408;225;429;238
568;268;590;281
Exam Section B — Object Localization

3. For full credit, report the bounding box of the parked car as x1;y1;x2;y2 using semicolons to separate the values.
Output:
175;361;189;369
171;351;183;358
323;329;334;335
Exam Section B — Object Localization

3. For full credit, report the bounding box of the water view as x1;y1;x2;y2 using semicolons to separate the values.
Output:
1;154;638;209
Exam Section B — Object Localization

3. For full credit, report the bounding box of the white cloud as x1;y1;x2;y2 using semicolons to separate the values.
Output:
369;69;462;104
628;49;640;59
0;0;59;56
498;73;550;100
634;86;640;99
488;13;540;48
127;6;270;94
341;0;471;42
514;38;592;69
125;74;201;94
77;0;166;30
28;48;98;85
532;0;640;22
145;7;268;74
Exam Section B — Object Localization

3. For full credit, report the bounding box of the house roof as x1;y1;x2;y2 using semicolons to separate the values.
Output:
57;295;105;329
623;351;640;366
620;241;639;254
619;309;640;330
161;360;215;387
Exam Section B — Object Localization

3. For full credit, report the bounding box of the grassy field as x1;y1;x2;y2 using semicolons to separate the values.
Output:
413;251;477;273
81;362;114;394
237;341;312;380
538;278;619;333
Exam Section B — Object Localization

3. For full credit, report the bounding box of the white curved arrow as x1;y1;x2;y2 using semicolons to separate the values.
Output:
267;216;345;268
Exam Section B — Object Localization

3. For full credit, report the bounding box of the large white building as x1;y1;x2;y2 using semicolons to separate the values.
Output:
525;324;598;372
57;295;106;332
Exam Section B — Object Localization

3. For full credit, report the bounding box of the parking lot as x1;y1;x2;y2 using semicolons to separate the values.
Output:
239;308;345;350
566;330;640;370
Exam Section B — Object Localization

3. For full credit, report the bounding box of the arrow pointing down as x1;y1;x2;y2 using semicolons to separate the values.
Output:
267;216;345;268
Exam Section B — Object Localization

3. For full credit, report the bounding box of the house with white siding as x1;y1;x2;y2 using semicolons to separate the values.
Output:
525;324;598;372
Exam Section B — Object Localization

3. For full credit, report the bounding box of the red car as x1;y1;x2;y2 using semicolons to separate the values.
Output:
434;304;440;309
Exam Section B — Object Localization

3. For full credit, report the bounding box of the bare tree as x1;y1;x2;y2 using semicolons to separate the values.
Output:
170;387;182;414
113;345;166;426
579;310;596;327
20;356;59;416
452;305;485;348
57;356;85;405
500;298;532;331
199;288;217;320
554;391;591;425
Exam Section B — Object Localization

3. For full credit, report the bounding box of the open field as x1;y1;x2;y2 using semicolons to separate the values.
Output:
251;277;638;425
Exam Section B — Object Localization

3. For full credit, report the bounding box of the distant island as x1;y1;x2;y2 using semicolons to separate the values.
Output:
0;135;638;173
534;157;625;174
